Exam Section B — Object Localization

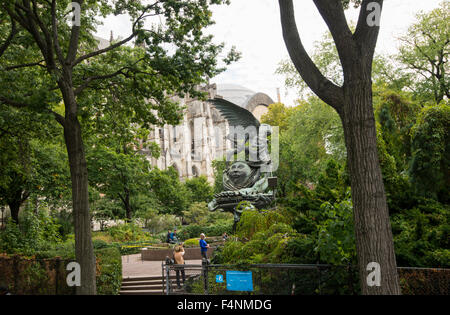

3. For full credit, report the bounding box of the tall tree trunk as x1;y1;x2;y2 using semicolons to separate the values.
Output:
341;65;401;294
63;113;96;295
278;0;401;294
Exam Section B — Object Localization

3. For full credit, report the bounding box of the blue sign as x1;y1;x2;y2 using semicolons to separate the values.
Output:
226;271;253;292
216;274;224;283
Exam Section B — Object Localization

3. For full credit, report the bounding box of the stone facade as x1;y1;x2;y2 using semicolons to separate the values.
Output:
144;83;274;182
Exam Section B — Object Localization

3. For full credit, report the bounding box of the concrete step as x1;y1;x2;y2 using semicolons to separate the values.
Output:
122;275;176;282
121;280;165;286
119;290;163;295
120;284;163;290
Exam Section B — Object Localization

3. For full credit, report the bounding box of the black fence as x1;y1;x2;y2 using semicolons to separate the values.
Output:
163;262;449;295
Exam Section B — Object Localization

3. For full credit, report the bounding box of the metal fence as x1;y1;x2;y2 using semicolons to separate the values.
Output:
162;262;449;295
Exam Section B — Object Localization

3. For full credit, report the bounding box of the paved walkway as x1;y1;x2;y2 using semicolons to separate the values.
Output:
122;254;202;278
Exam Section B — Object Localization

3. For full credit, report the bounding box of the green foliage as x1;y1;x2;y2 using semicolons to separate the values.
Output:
184;176;214;203
107;222;150;242
272;97;346;197
144;213;181;235
0;209;62;256
212;158;227;194
214;209;298;264
183;202;209;225
260;102;294;131
397;1;450;103
183;238;200;247
148;167;190;216
392;199;450;268
236;210;289;240
95;247;122;295
177;222;233;240
409;103;450;202
374;88;420;169
315;198;356;265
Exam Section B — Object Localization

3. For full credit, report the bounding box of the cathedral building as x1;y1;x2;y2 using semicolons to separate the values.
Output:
144;83;274;182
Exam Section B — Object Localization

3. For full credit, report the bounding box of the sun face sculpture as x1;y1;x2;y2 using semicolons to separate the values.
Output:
223;161;260;191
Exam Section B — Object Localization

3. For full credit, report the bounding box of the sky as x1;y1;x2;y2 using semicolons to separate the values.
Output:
96;0;444;106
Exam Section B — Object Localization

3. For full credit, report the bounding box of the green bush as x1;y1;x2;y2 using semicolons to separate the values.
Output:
183;238;200;247
107;222;149;242
92;239;110;250
0;210;62;256
95;247;122;295
178;222;233;240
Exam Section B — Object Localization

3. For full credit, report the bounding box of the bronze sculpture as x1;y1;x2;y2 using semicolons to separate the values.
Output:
207;98;276;231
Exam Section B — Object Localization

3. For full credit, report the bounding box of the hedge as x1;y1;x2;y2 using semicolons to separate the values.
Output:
178;222;233;240
95;247;122;295
0;246;122;295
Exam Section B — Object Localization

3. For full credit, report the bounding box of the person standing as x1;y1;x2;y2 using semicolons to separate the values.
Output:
173;229;178;243
199;233;210;260
173;243;186;289
166;229;172;243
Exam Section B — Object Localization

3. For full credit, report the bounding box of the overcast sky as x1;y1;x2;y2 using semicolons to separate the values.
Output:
96;0;444;106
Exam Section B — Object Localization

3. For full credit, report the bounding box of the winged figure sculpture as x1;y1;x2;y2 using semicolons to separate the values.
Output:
208;97;271;164
207;97;276;231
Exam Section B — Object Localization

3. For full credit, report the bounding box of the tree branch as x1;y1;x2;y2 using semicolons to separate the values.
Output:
74;57;146;95
3;60;46;71
312;0;354;61
278;0;344;112
71;7;150;67
51;0;65;65
0;19;18;58
51;110;65;126
0;95;31;108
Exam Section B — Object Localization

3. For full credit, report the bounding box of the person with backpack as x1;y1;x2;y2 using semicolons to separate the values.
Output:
173;243;186;288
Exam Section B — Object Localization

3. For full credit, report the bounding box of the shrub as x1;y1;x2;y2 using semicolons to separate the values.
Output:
95;247;122;295
0;210;62;256
178;222;233;240
183;238;200;247
107;222;149;242
92;239;110;250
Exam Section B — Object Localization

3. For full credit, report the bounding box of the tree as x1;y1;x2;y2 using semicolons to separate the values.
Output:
0;0;237;294
278;0;401;294
0;105;69;223
398;1;449;103
87;144;154;221
409;102;450;203
184;176;214;204
260;102;294;131
148;167;190;216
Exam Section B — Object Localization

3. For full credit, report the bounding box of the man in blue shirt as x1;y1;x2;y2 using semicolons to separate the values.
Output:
199;233;210;260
